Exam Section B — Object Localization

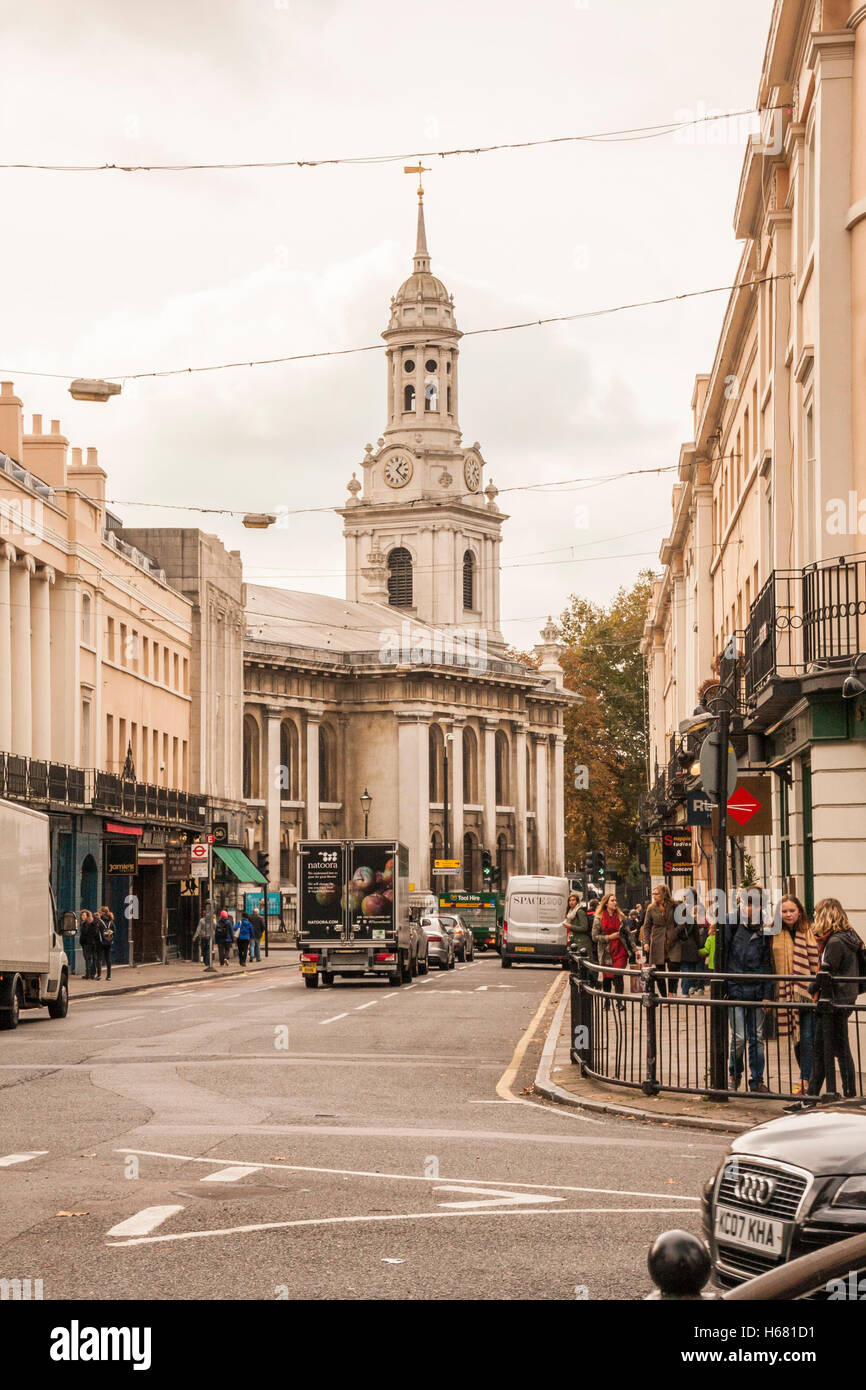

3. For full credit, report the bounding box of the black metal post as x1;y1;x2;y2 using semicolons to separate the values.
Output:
443;740;450;861
709;681;731;1098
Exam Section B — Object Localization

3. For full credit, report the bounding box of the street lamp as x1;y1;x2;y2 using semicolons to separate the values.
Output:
442;727;453;861
242;514;277;529
69;378;122;403
360;787;372;837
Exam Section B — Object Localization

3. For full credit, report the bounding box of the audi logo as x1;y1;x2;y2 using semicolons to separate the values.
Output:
732;1173;776;1206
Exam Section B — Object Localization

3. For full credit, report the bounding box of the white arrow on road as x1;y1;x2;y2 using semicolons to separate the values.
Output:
434;1185;564;1210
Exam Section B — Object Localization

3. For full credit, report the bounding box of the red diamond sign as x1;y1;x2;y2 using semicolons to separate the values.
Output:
727;787;762;828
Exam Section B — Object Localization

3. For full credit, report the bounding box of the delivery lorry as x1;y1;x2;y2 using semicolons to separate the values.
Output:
297;839;415;987
437;891;499;952
0;798;69;1029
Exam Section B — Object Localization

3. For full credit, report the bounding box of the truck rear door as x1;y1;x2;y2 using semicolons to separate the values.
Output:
346;842;396;944
298;842;346;943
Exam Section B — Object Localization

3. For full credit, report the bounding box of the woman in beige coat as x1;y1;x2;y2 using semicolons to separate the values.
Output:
640;884;676;997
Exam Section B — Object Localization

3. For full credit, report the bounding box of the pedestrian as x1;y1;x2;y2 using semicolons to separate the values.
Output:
726;886;773;1093
673;889;704;995
592;893;635;1009
97;906;115;981
249;908;266;963
193;909;216;971
214;910;233;967
564;893;591;956
699;919;716;973
641;884;675;996
772;895;821;1096
79;910;102;980
235;912;254;968
807;898;865;1102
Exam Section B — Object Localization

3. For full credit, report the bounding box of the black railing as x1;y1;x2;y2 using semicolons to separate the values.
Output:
0;751;206;825
746;553;866;700
570;956;866;1102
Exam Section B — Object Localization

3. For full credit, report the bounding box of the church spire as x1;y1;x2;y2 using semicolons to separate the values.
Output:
404;162;431;273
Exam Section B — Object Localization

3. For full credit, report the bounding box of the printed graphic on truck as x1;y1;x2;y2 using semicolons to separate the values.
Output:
347;843;396;941
299;844;344;938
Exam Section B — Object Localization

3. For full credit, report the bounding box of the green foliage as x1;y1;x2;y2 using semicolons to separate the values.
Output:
559;572;653;877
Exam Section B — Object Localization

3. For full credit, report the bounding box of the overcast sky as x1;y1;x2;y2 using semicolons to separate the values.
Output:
1;0;774;646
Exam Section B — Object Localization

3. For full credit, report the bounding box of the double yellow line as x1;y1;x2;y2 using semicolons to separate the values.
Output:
496;973;567;1101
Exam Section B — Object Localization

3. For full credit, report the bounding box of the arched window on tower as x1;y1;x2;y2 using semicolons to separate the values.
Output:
387;547;413;607
404;384;415;411
463;550;475;611
425;379;438;411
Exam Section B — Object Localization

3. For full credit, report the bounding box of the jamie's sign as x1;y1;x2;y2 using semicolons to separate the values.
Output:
105;841;138;876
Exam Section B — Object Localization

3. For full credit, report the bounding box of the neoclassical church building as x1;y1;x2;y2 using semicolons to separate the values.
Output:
242;190;577;900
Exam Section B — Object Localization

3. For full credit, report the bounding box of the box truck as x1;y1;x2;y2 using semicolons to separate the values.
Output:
297;839;416;987
0;798;69;1029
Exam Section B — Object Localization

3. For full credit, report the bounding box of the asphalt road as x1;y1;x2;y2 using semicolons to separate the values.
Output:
0;955;729;1300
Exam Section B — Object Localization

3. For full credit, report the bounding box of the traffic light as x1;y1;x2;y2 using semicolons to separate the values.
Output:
257;850;270;881
481;848;493;885
597;850;606;881
583;850;594;877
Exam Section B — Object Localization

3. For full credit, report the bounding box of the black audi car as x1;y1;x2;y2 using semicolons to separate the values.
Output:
702;1100;866;1290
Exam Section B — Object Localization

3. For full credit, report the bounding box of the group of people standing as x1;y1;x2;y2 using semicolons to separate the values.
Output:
78;907;116;981
192;907;266;971
564;882;865;1102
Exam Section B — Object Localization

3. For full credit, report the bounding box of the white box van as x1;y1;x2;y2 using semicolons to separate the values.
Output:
501;875;570;968
0;798;69;1028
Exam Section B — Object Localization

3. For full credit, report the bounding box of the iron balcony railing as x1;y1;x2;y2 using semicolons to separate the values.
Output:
746;552;866;700
0;751;207;826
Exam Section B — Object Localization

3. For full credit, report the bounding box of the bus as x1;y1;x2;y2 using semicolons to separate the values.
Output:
437;891;500;952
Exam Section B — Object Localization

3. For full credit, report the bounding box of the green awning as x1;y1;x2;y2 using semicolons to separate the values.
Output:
214;846;267;885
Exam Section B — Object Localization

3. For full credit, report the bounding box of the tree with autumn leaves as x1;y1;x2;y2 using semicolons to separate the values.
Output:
557;572;653;881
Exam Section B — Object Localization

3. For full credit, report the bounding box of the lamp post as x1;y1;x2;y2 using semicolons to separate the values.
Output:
442;728;453;861
360;787;372;838
705;645;738;1100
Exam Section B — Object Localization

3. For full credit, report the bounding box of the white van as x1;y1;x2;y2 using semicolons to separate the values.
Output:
501;875;570;968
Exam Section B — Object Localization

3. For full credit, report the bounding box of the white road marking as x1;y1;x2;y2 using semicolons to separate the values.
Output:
354;1000;379;1011
108;1205;699;1248
114;1148;700;1201
92;1014;147;1029
435;1184;564;1210
320;1013;349;1025
107;1205;184;1237
201;1166;261;1184
0;1151;48;1167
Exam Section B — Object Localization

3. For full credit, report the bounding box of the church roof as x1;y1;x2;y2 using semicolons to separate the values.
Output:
245;584;437;655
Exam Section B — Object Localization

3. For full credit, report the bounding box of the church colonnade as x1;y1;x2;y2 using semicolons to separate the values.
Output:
0;543;56;760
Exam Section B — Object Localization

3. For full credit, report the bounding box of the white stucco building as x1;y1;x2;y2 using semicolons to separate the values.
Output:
243;192;578;898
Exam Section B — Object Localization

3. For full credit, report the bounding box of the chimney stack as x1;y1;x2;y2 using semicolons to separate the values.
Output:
0;382;24;462
23;413;69;489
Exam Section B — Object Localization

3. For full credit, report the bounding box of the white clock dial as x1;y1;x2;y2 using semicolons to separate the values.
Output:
464;456;481;492
384;454;413;488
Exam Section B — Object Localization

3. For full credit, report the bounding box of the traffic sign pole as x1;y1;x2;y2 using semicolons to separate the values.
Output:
709;674;733;1100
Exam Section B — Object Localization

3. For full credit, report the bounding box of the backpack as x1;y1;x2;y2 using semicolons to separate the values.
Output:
101;919;115;945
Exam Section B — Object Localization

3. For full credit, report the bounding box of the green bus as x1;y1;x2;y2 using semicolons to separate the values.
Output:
437;891;500;952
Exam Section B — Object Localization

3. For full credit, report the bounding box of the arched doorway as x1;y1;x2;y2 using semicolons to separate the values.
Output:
80;854;98;912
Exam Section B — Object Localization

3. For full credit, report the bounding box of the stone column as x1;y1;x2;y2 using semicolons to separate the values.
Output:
482;717;497;855
30;565;54;762
0;545;14;751
513;720;528;875
551;733;566;876
266;707;282;889
534;733;549;874
449;719;464;882
10;552;35;756
305;715;320;839
850;5;866;524
397;714;429;889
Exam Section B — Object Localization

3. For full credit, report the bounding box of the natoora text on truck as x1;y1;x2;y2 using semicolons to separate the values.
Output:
0;798;70;1028
297;839;423;987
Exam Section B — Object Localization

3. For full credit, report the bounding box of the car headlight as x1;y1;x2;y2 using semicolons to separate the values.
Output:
831;1176;866;1209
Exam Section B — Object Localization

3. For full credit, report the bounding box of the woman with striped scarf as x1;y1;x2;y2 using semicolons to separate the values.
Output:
771;895;820;1095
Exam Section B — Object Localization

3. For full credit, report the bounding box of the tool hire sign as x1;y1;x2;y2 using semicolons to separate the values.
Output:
662;826;693;877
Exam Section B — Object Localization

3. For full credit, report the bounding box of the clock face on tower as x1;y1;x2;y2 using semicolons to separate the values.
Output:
384;454;413;488
464;456;481;492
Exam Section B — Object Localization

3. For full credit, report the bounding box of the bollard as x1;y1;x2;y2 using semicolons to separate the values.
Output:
645;1230;718;1300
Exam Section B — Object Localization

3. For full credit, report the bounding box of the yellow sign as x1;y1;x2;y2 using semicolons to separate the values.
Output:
649;838;663;876
434;859;461;870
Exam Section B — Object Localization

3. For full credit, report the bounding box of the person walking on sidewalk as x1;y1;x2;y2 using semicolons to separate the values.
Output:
727;888;773;1093
193;909;216;971
641;885;675;997
214;911;233;967
97;906;115;981
79;910;102;980
808;898;866;1102
772;895;821;1096
249;908;266;963
564;893;592;957
592;894;634;1009
235;913;254;968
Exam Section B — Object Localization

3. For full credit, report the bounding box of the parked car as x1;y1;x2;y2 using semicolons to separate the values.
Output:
419;915;455;971
701;1097;866;1290
440;913;473;962
409;916;429;975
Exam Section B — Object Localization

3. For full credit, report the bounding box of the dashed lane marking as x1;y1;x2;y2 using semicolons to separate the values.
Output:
319;1013;349;1025
435;1185;565;1210
106;1205;185;1238
354;1000;379;1011
201;1166;261;1184
0;1151;49;1167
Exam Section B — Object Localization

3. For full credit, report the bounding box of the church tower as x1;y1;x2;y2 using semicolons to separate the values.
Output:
341;179;506;648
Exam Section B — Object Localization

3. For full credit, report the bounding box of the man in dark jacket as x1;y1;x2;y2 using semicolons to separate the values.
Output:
79;911;102;980
726;889;772;1092
249;909;266;963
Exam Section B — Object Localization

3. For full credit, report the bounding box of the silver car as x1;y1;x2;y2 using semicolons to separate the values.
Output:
441;913;474;962
420;916;455;970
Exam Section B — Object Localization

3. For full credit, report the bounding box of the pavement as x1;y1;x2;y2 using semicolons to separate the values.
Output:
0;955;729;1300
533;977;790;1135
68;941;298;1000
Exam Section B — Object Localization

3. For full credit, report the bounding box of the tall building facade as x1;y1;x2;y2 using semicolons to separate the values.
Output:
243;197;578;906
642;0;866;938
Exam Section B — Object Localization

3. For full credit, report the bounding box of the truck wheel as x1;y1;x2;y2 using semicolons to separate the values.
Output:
409;951;418;979
304;975;319;989
390;969;402;987
321;972;334;987
401;954;412;983
418;953;429;975
501;957;513;969
0;982;21;1030
48;973;69;1019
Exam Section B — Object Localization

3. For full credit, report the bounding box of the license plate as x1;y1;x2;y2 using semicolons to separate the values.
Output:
301;964;317;976
714;1205;785;1255
514;946;534;953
